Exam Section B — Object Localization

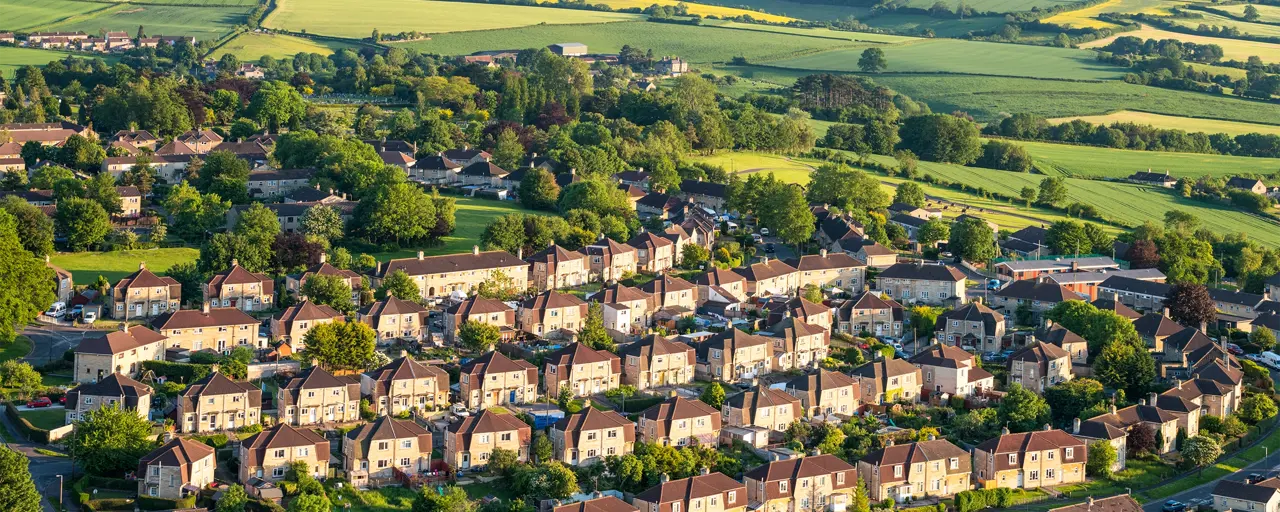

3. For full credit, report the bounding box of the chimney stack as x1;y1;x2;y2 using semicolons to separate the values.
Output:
417;251;425;260
820;249;827;258
518;247;523;260
473;245;480;256
401;350;408;358
1163;306;1170;317
699;467;710;476
1110;404;1117;415
231;258;239;267
1149;392;1158;407
202;302;210;314
1043;423;1051;431
1139;398;1146;406
319;253;326;264
660;473;670;483
1001;426;1010;436
211;364;220;374
1072;417;1081;434
139;261;146;270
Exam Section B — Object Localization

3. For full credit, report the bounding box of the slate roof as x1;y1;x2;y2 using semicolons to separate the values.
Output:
994;280;1081;303
877;263;965;282
908;344;976;369
743;454;857;486
241;424;328;468
377;250;525;278
1213;479;1280;505
618;335;695;372
1133;313;1182;338
1091;298;1141;320
859;439;971;483
460;161;508;177
65;373;152;409
1097;275;1171;297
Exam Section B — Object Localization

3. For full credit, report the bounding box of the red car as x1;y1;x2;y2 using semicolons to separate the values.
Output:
26;397;52;408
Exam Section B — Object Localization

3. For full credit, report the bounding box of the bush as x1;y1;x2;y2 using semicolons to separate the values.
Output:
142;360;211;382
195;433;230;449
86;498;135;511
137;496;196;510
237;423;263;434
4;402;50;443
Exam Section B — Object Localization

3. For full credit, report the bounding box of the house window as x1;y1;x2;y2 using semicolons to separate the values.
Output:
1046;469;1055;480
1008;454;1017;464
894;465;903;478
1029;471;1038;481
728;492;736;503
1065;448;1074;459
401;458;411;467
273;467;286;477
274;450;285;458
780;481;788;492
1048;451;1055;460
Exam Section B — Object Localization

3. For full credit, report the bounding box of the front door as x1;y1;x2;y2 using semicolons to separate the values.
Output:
134;304;143;317
151;302;160;315
509;390;517;403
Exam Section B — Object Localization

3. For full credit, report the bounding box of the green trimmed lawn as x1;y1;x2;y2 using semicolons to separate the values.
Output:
364;196;552;262
49;247;200;284
340;486;418;512
461;481;517;502
0;337;33;365
0;46;83;79
18;408;66;430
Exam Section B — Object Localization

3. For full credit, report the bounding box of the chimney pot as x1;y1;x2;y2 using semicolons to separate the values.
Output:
231;258;239;267
139;261;146;270
1043;423;1051;431
418;251;425;260
1001;426;1010;436
660;473;670;483
1149;392;1158;407
699;467;710;476
1110;404;1117;415
473;245;480;256
820;249;827;258
400;350;408;358
1072;417;1081;434
319;253;326;264
202;302;210;314
1139;399;1146;406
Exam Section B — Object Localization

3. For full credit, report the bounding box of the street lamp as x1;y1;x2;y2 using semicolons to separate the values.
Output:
56;474;63;508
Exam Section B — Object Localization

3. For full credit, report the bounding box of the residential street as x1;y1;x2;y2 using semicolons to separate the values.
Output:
22;323;100;367
0;410;75;512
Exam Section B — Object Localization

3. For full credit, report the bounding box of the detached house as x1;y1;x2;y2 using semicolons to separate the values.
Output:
459;351;539;409
909;344;995;399
620;334;696;390
277;366;361;426
745;455;857;512
203;260;274;311
444;409;531;470
875;263;966;306
239;424;329;484
851;358;922;406
108;262;181;320
176;371;262;433
973;428;1087;490
550;408;636;466
343;417;433;488
527;243;590;291
137;438;216;500
785;369;860;418
638;396;722;446
633;472;746;512
361;356;450;415
1008;342;1073;394
74;325;166;383
858;439;972;502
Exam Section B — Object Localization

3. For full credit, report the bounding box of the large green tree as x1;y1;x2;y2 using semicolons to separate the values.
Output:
299;320;377;372
377;269;422;302
898;114;982;164
1043;378;1106;425
459;320;500;352
412;485;475;512
300;273;356;313
948;216;997;263
55;197;111;251
354;182;439;245
578;303;615;352
67;403;156;475
0;196;53;257
0;445;41;512
196;151;251;204
519;168;561;211
301;204;345;245
247;81;307;132
1093;338;1156;397
804;164;891;213
163;182;230;241
893;182;926;207
997;383;1050;432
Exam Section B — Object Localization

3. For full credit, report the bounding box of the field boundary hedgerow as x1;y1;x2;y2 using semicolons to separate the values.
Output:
742;61;1113;83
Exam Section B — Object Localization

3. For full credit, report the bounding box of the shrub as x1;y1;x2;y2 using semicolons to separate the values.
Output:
142;360;211;382
137;496;196;510
237;424;263;435
196;433;230;449
86;498;135;511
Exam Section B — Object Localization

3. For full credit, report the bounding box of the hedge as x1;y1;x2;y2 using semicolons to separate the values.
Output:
85;498;135;511
138;495;196;510
141;360;212;383
3;402;51;443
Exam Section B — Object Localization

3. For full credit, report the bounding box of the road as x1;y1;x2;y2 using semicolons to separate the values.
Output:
23;324;101;366
0;397;75;511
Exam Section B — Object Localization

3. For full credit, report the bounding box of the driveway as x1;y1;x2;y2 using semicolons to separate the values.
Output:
23;324;102;366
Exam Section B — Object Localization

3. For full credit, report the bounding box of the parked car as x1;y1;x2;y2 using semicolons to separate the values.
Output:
69;305;83;319
1225;343;1244;355
960;344;978;353
26;397;52;408
1163;500;1187;512
765;243;775;253
1263;351;1280;369
82;308;97;323
45;302;65;318
1246;354;1264;363
987;279;1001;290
760;227;770;236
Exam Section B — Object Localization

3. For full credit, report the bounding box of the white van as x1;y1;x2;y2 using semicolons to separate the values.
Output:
1262;351;1280;369
45;302;65;318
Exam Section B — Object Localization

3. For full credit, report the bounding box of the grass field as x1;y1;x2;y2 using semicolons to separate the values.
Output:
1218;3;1280;24
1080;24;1280;62
37;4;251;41
49;247;200;283
578;0;795;22
713;21;919;43
264;0;640;38
1044;0;1186;28
116;0;259;5
395;21;853;64
363;197;554;262
1047;110;1280;135
894;0;1078;11
1170;12;1280;38
1016;139;1280;178
703;0;869;20
859;13;1009;37
0;0;112;32
214;32;358;60
0;47;81;78
770;39;1125;80
18;409;65;431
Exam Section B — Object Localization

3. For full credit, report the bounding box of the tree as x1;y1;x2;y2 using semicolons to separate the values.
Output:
0;197;53;257
492;128;524;170
84;172;122;215
56;197;111;251
1164;283;1217;328
948;216;997;263
917;218;950;248
1125;239;1160;269
489;447;520;476
355;182;438;245
412;485;475;512
1128;423;1157;455
910;305;941;338
680;244;711;269
477;270;521;301
377;269;422;303
1239;394;1278;424
163;182;230;241
853;476;870;512
1251;327;1277;352
857;47;887;73
459;320;500;352
1086;440;1117;479
1093;338;1156;397
299;320;377;372
898;114;982;164
1245;4;1261;21
605;385;637;413
300;204;344;244
1019;186;1037;207
0;361;42;399
579;303;616;352
1038;177;1068;207
196;151;251;204
300;274;355;313
803;284;824;304
1046;220;1091;255
288;493;331;512
29;165;75;190
893;182;926;208
512;461;578;500
764;182;816;246
532;431;554;464
696;383;726;410
804;164;890;213
1181;435;1222;473
216;485;249;512
997;383;1050;432
67;403;156;475
1043;378;1106;425
247;81;307;132
519;168;561;211
0;445;40;512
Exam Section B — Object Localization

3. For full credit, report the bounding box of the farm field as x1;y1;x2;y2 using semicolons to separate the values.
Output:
1169;12;1280;38
769;39;1125;80
894;0;1078;11
264;0;640;38
577;0;795;22
114;0;260;5
713;21;919;43
395;21;854;64
705;0;869;20
0;0;110;32
37;4;251;41
1047;110;1280;136
48;247;199;284
857;13;1008;37
0;47;81;78
1044;0;1189;28
1218;3;1280;24
1014;139;1280;179
1080;24;1280;62
214;32;358;60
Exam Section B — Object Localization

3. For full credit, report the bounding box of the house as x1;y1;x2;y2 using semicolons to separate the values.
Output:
1082;396;1179;456
661;224;694;263
889;203;942;220
65;372;152;424
614;170;651;189
694;268;748;306
550;408;636;466
246;168;315;199
1035;322;1088;365
619;334;696;390
343;417;433;488
890;214;930;241
723;385;802;433
675;179;727;211
116;186;143;217
629;232;676;273
203;260;274;312
176;371;263;433
361;356;450;415
47;256;73;304
640;275;698;315
655;56;689;75
766;317;829;371
842;238;898;269
550;42;588;56
0;120;94;146
149;304;260;352
284;254;362;304
358;295;426;343
1046;269;1166;301
1000;226;1049;257
444;409;531;470
74;325;166;383
270;301;345;348
786;250;867;294
1213;477;1280;512
518;291;587;336
635;472;746;512
374;247;528;299
176;129;223;153
737;259;799;297
837;292;905;337
137;438;216;499
1126;170;1177;188
277;366;361;426
1134;312;1182;352
875;263;966;306
637;396;722;446
763;297;832;332
590;283;651;334
1097;275;1170;311
909;344;995;399
459;351;539;409
441;147;492;166
443;296;517;345
102;154;193;182
858;439;973;502
544;343;621;397
582;237;638;283
239;424;329;483
852;357;922;406
746;454;857;512
934;302;1005;353
1008;342;1073;394
995;257;1121;282
695;329;774;382
1208;287;1269;321
992;280;1082;320
1093;297;1141;320
1228;176;1269;195
457;160;509;187
1163;375;1241;420
973;428;1087;490
107;262;180;320
410;154;463;184
527;243;590;291
227;199;357;233
785;369;860;418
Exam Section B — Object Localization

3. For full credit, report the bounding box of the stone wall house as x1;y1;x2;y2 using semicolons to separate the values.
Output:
150;304;259;352
459;351;538;409
357;295;426;344
73;325;166;383
550;408;636;466
374;247;528;299
544;343;621;398
633;472;746;512
137;438;216;499
444;409;531;470
175;371;262;433
745;455;857;512
723;386;801;433
527;243;590;292
785;369;860;418
277;366;362;426
361;356;450;416
107;262;181;320
1008;342;1073;394
857;439;972;502
973;428;1087;490
65;372;152;424
343;417;432;488
619;334;696;390
443;296;515;345
239;424;329;484
203;260;274;312
851;358;922;406
637;396;721;447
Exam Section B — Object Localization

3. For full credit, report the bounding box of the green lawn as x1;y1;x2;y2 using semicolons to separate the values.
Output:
0;0;113;31
713;21;918;43
1218;3;1280;23
49;247;200;284
214;32;359;60
771;39;1127;80
264;0;640;38
461;481;517;502
335;486;418;512
37;3;252;41
859;13;1010;37
364;196;551;262
18;409;66;430
0;337;33;365
0;46;83;79
1017;139;1280;179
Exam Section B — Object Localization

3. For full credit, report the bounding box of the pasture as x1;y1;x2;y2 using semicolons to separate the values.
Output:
894;0;1079;11
704;0;869;21
1218;3;1280;24
1043;0;1187;28
858;13;1008;37
1047;110;1280;136
769;39;1125;80
396;21;854;64
214;32;357;60
1080;24;1280;62
1169;12;1280;39
37;4;251;41
0;0;110;32
713;21;919;43
1013;139;1280;179
116;0;259;5
582;0;795;22
263;0;640;38
0;47;81;78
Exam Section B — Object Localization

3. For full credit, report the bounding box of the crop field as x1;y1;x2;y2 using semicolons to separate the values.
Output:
713;21;919;43
1044;0;1189;28
858;13;1009;37
769;39;1125;80
1187;62;1248;79
580;0;795;22
214;32;357;60
116;0;259;5
705;0;869;21
0;0;113;31
1047;110;1280;136
397;21;854;64
264;0;639;38
0;47;80;78
1080;24;1280;62
1169;12;1280;38
38;4;251;41
1218;3;1280;24
895;0;1079;11
1013;139;1280;179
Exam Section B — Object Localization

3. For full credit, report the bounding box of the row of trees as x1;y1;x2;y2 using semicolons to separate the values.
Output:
986;112;1280;158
